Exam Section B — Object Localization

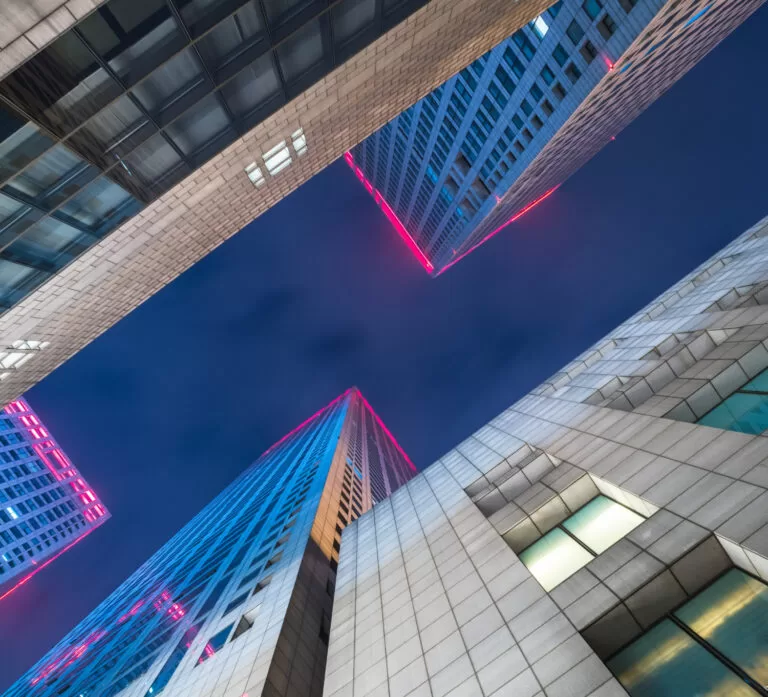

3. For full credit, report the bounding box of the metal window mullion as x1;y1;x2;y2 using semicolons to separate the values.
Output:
254;0;290;103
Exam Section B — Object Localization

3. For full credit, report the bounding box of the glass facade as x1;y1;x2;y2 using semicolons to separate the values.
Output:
0;0;429;314
609;569;768;696
349;0;670;273
519;495;645;590
698;368;768;434
0;397;108;596
4;387;414;697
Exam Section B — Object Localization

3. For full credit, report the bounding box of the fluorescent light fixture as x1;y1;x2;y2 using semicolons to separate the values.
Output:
291;128;307;156
264;146;291;174
245;162;265;187
6;507;18;520
532;15;549;38
1;352;26;369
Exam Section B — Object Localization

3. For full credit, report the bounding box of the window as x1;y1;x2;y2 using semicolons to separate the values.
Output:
566;20;585;44
552;43;569;67
580;40;599;63
697;368;768;434
540;65;556;85
531;15;549;39
222;592;249;616
564;63;582;84
598;13;617;38
619;0;638;12
518;496;644;591
608;570;768;696
583;0;603;20
197;624;233;664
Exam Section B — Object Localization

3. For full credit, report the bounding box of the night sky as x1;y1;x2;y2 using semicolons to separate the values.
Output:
1;6;768;691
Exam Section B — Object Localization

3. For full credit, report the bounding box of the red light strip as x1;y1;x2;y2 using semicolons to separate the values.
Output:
437;186;559;275
354;389;417;473
344;152;434;273
0;528;96;602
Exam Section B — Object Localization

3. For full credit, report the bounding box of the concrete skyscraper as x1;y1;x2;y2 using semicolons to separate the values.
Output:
348;0;765;273
0;394;108;599
4;387;414;697
0;0;557;406
325;213;768;697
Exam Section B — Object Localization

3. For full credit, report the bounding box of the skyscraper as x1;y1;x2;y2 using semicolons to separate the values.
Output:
0;395;108;599
4;387;415;697
0;0;553;406
349;0;764;274
324;213;768;697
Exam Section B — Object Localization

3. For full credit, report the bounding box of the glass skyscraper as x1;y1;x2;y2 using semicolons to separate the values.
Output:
0;395;108;599
4;387;414;697
348;0;763;274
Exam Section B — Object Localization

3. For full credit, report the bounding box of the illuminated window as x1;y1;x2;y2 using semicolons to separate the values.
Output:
291;128;307;156
196;624;233;664
531;15;549;39
0;339;50;380
519;495;645;591
608;570;768;696
245;162;265;187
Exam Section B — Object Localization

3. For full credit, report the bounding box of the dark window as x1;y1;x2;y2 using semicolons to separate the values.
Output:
552;43;569;67
580;40;599;63
540;65;556;85
564;63;582;84
566;20;585;44
618;0;638;12
529;83;543;102
582;0;603;20
552;82;567;101
598;13;617;38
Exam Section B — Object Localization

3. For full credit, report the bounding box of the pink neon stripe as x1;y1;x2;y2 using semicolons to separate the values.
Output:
437;186;559;276
355;389;417;473
0;528;97;602
344;152;434;273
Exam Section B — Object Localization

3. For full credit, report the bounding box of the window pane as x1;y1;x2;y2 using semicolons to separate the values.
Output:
123;134;186;192
608;619;758;697
332;0;376;44
58;178;139;230
220;54;281;117
742;369;768;393
675;569;768;687
276;18;325;83
197;3;267;74
7;218;83;265
0;259;37;298
698;393;768;435
0;104;55;181
262;0;315;28
131;49;205;114
519;527;593;591
197;624;233;664
562;495;644;554
165;94;230;155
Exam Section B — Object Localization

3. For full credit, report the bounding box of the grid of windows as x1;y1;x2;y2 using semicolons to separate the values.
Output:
0;0;429;313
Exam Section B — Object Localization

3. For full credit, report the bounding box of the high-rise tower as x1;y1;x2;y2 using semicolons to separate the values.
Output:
0;395;108;599
349;0;764;274
4;387;415;697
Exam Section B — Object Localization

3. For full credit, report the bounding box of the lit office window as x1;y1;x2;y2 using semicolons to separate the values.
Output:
608;569;767;696
531;15;550;39
520;495;645;591
697;368;768;434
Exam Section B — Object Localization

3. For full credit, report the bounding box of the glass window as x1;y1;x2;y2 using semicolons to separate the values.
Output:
0;260;37;299
262;0;316;29
562;496;644;554
583;0;604;20
698;367;768;434
0;104;55;182
58;178;140;231
553;43;570;67
520;528;593;591
6;218;83;265
566;19;585;44
179;0;247;37
165;94;231;156
197;3;267;77
221;54;281;118
675;569;768;687
123;133;186;192
540;64;556;85
332;0;376;45
131;49;206;116
608;619;758;697
276;18;325;84
565;62;583;84
197;623;234;664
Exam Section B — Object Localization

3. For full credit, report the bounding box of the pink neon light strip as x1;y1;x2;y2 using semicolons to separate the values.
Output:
437;186;559;276
355;389;417;473
0;528;96;602
344;152;434;273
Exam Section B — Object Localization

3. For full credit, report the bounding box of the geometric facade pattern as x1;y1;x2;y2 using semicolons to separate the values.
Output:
326;214;768;697
350;0;766;274
0;395;108;599
4;387;414;697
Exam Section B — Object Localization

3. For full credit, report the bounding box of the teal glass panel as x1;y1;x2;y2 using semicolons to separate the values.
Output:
608;619;758;697
519;527;593;591
562;495;644;554
197;623;234;664
742;369;768;393
675;569;768;688
698;393;768;435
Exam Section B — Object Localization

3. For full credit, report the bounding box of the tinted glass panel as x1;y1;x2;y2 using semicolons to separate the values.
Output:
608;619;757;697
519;527;593;591
0;259;37;299
742;369;768;392
332;0;376;44
123;134;185;189
220;54;281;117
197;3;267;75
131;49;206;115
197;623;233;664
262;0;315;28
276;18;325;83
7;218;83;265
675;569;768;687
698;393;768;435
165;94;231;155
562;495;644;554
0;106;55;182
58;178;139;230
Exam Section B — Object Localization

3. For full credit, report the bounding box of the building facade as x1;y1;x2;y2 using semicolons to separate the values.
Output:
349;0;765;274
325;213;768;697
0;393;108;599
4;387;415;697
0;0;555;407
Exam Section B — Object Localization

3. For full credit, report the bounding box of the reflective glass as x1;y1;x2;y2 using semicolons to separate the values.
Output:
742;369;768;393
197;3;267;75
675;569;768;688
5;145;98;209
131;49;206;115
332;0;376;44
608;619;758;697
0;209;43;249
124;134;185;189
0;192;24;225
562;495;644;554
7;218;83;265
262;0;316;27
0;259;37;298
0;32;121;136
179;0;246;36
58;178;139;230
197;623;233;664
0;105;55;182
698;393;768;435
519;527;593;591
276;18;325;83
221;54;281;117
165;94;231;155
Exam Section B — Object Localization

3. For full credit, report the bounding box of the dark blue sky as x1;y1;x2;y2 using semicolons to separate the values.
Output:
2;6;768;690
